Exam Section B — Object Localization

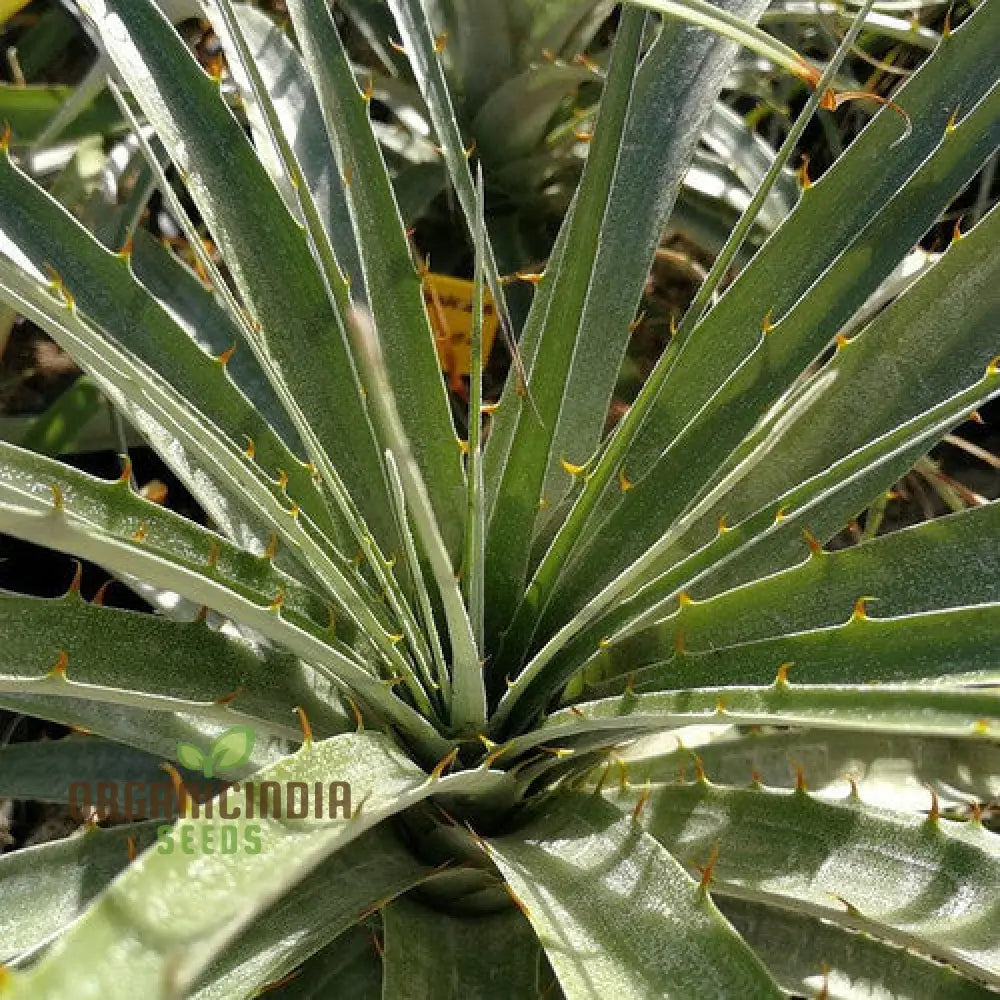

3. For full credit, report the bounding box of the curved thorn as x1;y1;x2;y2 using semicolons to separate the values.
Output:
48;649;69;680
429;747;459;781
92;579;113;606
214;685;243;707
161;762;191;818
631;780;652;822
294;706;313;747
774;661;795;688
696;842;720;894
802;527;823;556
346;696;364;733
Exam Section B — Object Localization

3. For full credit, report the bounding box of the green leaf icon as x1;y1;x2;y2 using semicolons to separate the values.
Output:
206;726;256;778
176;742;206;773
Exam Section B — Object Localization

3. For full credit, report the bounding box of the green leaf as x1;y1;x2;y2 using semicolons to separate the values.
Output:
538;2;1000;628
0;695;282;775
14;378;104;457
381;895;540;999
78;0;396;548
694;199;1000;594
0;588;348;741
633;604;1000;691
0;149;340;556
0;735;218;809
587;603;1000;697
348;315;483;733
487;0;774;661
284;0;467;559
230;5;365;297
0;821;159;963
627;0;817;83
230;923;382;1000
0;84;123;145
625;728;1000;814
624;779;1000;985
718;896;999;1000
605;501;1000;669
472;63;595;163
127;229;300;452
483;8;647;642
1;732;497;998
514;0;614;62
191;825;426;1000
487;793;783;999
463;168;487;652
0;441;448;759
531;683;1000;750
429;0;514;111
495;369;1000;733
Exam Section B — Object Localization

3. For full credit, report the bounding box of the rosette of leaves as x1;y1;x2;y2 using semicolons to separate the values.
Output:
0;1;998;998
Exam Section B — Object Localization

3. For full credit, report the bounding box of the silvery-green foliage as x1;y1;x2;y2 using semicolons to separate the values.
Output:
0;1;998;998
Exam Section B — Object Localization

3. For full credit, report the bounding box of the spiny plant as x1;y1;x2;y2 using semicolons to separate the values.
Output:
0;0;998;998
345;0;804;274
339;0;615;216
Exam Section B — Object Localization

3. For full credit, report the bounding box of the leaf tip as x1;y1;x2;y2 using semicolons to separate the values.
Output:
693;753;707;784
791;759;807;793
264;533;279;562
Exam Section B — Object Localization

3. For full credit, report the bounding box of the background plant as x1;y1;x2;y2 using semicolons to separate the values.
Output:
0;0;997;998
